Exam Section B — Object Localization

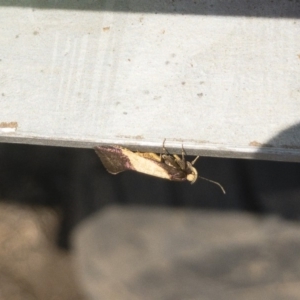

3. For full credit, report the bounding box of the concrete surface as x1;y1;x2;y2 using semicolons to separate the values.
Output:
73;205;300;300
0;202;84;300
1;193;300;300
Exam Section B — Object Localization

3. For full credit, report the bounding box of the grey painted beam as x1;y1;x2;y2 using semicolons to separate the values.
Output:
0;1;300;161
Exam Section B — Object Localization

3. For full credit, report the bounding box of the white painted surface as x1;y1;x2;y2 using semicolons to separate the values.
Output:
0;2;300;161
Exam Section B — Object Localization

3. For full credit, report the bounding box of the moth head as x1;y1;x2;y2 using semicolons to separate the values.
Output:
186;162;198;184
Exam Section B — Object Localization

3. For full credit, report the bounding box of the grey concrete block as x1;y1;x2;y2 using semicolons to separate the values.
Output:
73;206;300;299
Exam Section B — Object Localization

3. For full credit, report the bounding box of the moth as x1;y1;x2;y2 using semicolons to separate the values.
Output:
94;140;225;193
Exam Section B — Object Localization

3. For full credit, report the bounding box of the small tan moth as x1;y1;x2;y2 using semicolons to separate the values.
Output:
95;140;225;193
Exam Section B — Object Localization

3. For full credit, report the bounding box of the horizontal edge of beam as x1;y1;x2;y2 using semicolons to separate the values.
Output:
1;135;300;163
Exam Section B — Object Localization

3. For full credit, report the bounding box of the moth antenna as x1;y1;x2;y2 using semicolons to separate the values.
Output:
199;176;226;194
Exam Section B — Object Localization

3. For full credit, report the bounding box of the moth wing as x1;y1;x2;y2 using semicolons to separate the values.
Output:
123;151;188;181
95;146;188;181
136;152;161;162
95;146;133;174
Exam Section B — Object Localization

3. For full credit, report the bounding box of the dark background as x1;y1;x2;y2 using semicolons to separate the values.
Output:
1;138;300;249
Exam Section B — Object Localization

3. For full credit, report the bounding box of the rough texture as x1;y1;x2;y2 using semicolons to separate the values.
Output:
0;203;84;300
73;205;300;300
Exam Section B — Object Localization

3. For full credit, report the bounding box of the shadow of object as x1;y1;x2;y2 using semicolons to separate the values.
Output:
237;122;300;218
0;143;241;248
1;122;300;249
0;0;299;18
0;144;113;248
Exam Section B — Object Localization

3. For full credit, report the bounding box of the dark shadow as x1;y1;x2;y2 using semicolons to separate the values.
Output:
236;122;300;219
1;0;300;18
1;123;300;249
249;122;300;162
0;143;240;248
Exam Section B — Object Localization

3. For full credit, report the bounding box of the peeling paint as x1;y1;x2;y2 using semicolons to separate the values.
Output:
249;141;262;147
116;135;144;140
0;122;18;133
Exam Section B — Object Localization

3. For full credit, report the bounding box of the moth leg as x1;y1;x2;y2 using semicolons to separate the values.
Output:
172;143;186;170
161;138;172;163
160;138;166;161
162;138;171;155
161;139;179;168
177;143;186;169
181;143;186;162
191;156;200;165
